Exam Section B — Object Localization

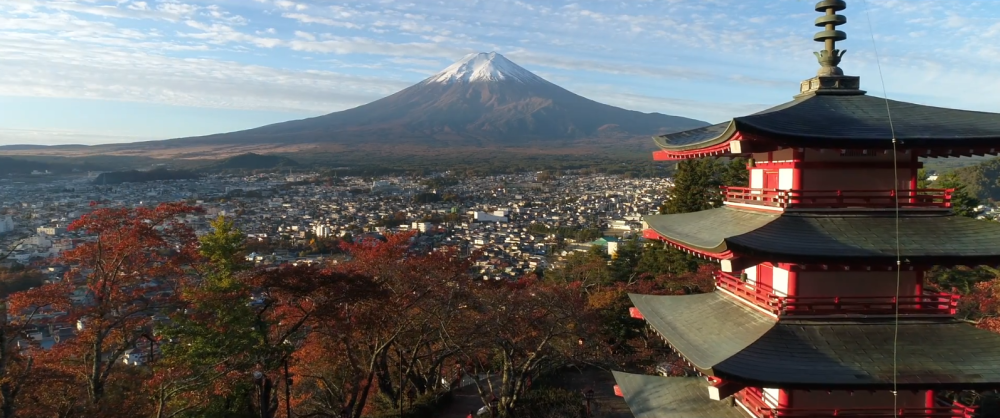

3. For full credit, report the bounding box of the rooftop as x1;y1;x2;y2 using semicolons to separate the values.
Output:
630;292;1000;389
643;208;1000;265
651;0;1000;160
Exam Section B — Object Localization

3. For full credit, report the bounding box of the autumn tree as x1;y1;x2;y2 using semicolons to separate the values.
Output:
306;232;473;418
0;276;64;418
11;202;203;415
587;264;715;372
454;277;595;418
158;216;381;418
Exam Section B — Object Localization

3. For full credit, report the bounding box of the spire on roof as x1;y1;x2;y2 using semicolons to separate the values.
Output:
813;0;847;76
796;0;865;97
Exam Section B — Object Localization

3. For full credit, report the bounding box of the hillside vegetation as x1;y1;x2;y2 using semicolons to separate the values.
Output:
938;157;1000;201
209;152;299;170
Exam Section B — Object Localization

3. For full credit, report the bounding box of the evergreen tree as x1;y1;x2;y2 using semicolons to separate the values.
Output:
936;172;982;218
157;216;260;417
660;158;748;214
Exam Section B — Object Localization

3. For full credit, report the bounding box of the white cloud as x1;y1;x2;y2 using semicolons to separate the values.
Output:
2;0;1000;144
287;36;470;59
294;30;315;41
281;12;361;29
0;29;411;113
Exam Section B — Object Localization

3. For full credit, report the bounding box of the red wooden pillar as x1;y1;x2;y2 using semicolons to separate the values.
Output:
925;389;935;417
786;267;798;297
914;269;924;311
909;151;919;204
791;150;803;205
778;389;792;416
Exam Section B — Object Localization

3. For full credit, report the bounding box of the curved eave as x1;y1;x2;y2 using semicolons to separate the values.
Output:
653;94;1000;159
641;208;779;258
652;122;741;161
631;291;1000;390
644;209;1000;266
735;122;1000;158
642;228;732;259
629;292;775;372
714;319;1000;390
725;212;1000;266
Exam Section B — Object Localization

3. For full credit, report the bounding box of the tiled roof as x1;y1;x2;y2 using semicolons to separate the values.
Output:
652;122;733;150
611;371;747;418
642;208;778;253
655;93;1000;151
643;208;1000;264
629;293;774;371
632;292;1000;389
716;318;1000;389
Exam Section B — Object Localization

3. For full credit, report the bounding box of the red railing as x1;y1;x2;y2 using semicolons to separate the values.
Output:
777;292;959;316
722;187;953;209
714;271;779;314
714;272;959;317
736;388;976;418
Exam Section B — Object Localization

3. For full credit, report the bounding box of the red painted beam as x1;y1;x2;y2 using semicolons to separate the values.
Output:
628;307;644;320
613;385;623;397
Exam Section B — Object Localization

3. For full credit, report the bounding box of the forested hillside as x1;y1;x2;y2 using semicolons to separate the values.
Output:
939;157;1000;201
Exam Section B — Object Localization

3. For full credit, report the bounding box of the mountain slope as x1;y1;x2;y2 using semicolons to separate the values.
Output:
173;52;707;146
209;153;299;170
0;52;709;160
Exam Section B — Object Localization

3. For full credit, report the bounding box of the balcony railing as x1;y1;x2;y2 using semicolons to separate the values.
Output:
722;187;953;210
736;388;976;418
714;271;959;317
715;271;778;313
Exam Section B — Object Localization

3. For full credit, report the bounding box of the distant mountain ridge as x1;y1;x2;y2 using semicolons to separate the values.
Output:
165;52;707;147
0;52;708;161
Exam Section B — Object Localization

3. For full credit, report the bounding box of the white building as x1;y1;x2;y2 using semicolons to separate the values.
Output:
314;224;333;238
412;222;433;233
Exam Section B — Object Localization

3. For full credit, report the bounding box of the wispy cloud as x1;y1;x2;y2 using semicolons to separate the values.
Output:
0;0;999;143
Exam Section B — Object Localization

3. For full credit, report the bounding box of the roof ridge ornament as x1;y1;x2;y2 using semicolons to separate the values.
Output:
796;0;866;98
813;0;848;76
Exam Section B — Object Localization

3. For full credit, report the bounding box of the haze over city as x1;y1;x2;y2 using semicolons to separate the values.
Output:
3;0;1000;145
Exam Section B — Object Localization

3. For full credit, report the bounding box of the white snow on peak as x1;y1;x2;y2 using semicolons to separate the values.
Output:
424;52;545;84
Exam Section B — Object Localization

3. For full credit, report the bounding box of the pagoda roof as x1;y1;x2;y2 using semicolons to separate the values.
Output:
655;94;1000;157
611;371;746;418
644;208;1000;264
631;292;1000;389
628;293;773;370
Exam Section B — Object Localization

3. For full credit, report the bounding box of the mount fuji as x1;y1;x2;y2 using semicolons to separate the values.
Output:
2;52;708;160
221;52;707;143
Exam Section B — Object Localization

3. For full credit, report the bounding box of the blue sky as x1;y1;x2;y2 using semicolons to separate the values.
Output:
2;0;1000;145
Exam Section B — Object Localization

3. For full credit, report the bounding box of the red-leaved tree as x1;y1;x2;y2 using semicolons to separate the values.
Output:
10;202;203;415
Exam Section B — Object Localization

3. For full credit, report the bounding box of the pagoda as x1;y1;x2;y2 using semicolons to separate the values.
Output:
612;1;1000;417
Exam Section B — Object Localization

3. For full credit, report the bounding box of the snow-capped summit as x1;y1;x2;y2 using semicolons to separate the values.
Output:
424;52;545;84
144;51;707;152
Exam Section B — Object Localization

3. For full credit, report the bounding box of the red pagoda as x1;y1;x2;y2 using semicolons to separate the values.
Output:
612;1;1000;417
